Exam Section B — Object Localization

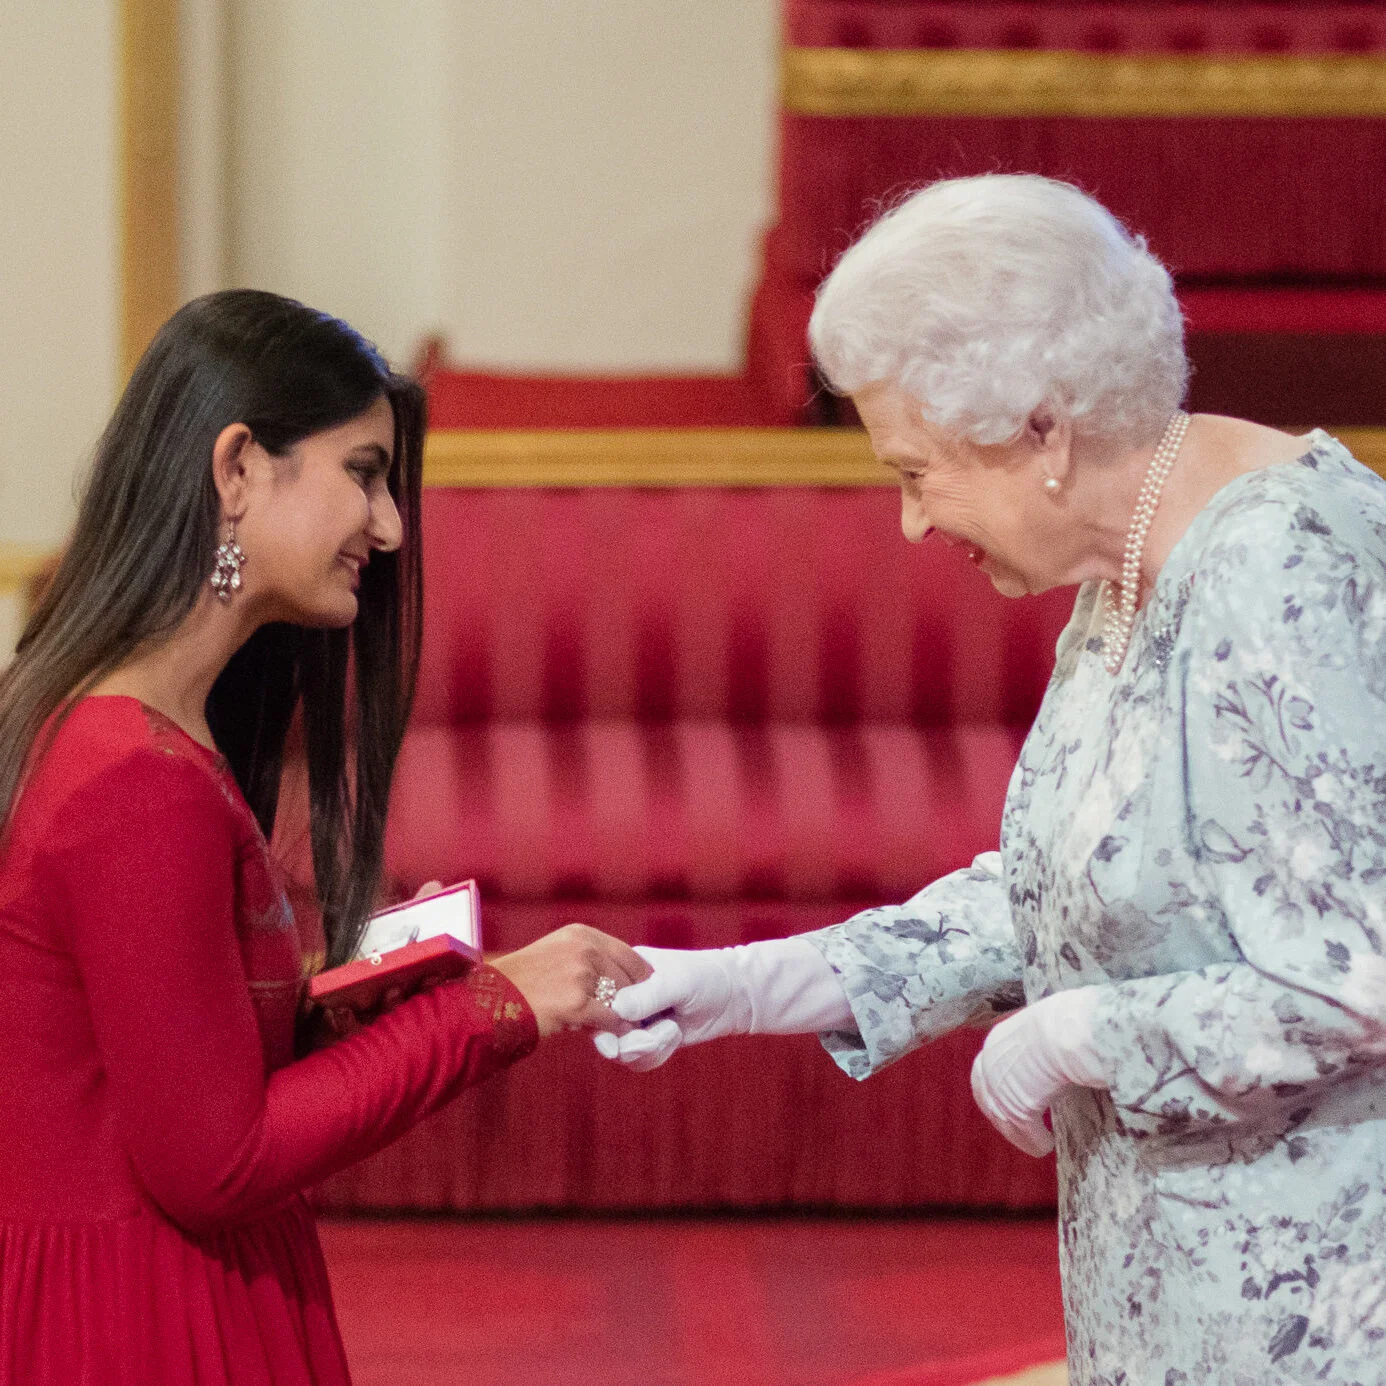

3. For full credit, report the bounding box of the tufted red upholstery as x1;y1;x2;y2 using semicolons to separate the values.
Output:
425;370;793;429
389;488;1067;926
310;480;1073;1212
773;117;1386;286
785;2;1386;55
755;273;1386;427
387;719;1027;923
757;2;1386;424
409;489;1057;728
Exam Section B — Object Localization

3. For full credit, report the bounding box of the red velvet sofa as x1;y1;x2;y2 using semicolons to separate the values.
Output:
312;0;1386;1211
313;457;1074;1212
753;1;1386;425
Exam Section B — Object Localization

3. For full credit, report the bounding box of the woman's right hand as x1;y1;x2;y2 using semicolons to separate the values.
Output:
490;924;652;1039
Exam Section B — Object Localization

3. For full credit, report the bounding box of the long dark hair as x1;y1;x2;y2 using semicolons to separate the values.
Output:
0;290;425;966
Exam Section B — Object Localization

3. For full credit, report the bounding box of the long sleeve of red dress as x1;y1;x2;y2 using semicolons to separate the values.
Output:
0;696;538;1386
42;740;536;1234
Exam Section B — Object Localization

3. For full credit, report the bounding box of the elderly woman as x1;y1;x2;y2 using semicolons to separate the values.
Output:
596;175;1386;1383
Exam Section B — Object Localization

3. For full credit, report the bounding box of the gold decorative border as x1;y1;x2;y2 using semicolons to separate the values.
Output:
974;1364;1067;1386
1325;427;1386;477
423;428;890;487
118;0;181;379
0;544;57;599
9;428;1384;587
783;47;1386;119
424;426;1386;488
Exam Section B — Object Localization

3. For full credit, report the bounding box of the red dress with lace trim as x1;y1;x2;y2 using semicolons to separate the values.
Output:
0;697;537;1385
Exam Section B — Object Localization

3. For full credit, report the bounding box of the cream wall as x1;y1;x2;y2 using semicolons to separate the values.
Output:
227;0;780;370
0;3;119;552
0;0;779;652
0;3;118;651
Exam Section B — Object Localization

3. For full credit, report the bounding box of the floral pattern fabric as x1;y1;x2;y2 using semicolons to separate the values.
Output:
807;434;1386;1384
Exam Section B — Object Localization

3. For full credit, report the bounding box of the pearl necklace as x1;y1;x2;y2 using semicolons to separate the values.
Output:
1102;410;1190;675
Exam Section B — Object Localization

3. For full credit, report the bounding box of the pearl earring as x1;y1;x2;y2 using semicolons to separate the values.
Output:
1043;476;1061;494
210;522;246;602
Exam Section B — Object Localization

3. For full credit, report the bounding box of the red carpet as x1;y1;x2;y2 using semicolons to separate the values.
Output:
320;1214;1065;1386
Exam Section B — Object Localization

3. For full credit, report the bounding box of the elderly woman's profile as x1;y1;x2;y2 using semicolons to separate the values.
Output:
600;174;1386;1383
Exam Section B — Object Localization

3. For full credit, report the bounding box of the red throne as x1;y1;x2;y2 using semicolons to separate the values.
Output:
311;476;1072;1213
755;1;1386;424
425;367;794;429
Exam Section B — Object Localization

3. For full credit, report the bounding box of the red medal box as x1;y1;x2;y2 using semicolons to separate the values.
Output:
309;933;481;1011
309;879;483;1011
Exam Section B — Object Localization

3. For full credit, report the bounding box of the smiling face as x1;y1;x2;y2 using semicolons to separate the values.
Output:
853;381;1082;598
230;394;402;627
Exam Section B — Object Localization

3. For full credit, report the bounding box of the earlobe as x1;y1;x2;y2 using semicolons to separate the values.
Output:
211;423;255;520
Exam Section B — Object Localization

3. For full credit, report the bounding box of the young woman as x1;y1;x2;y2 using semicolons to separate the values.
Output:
0;290;646;1385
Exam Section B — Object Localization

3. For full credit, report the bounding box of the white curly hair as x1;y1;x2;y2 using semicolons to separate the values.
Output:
808;174;1189;447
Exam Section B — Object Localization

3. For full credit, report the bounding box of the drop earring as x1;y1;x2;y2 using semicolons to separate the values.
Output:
210;522;246;602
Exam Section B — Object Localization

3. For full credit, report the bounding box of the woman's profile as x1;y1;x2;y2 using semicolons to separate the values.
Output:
0;290;645;1385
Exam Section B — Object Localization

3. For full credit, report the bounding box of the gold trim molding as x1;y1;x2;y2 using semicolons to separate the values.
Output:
0;544;57;598
423;428;890;487
1324;428;1386;478
975;1364;1067;1386
7;428;1385;589
425;426;1386;488
118;0;181;380
783;47;1386;119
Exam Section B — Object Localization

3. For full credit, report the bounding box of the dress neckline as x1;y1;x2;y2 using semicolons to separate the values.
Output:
1152;430;1335;596
76;694;226;766
1086;431;1335;672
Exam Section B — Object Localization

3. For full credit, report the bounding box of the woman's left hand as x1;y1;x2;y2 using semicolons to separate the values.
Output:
969;988;1107;1157
491;924;653;1039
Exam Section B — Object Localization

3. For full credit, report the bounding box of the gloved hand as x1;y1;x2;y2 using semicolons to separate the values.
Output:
592;938;853;1072
969;988;1106;1157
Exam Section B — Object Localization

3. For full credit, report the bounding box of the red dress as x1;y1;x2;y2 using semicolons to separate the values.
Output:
0;697;537;1385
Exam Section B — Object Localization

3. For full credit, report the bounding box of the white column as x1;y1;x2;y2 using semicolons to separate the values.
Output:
226;0;778;371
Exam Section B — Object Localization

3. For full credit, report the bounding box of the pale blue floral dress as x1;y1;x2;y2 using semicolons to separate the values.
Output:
807;434;1386;1384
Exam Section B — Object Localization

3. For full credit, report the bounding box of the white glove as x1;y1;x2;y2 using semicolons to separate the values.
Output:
592;938;854;1072
969;988;1107;1157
